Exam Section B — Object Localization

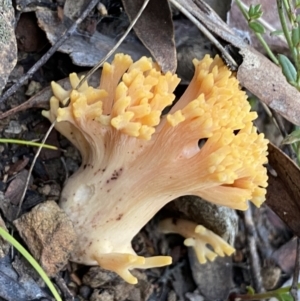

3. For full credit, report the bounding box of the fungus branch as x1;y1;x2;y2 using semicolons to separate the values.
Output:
43;54;268;284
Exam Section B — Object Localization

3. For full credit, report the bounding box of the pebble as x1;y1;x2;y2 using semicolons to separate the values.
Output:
4;120;22;135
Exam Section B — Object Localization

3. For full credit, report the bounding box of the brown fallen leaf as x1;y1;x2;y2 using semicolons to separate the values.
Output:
270;237;297;276
5;170;29;206
122;0;177;73
266;143;300;237
7;157;30;176
35;6;149;67
0;1;17;94
173;0;300;126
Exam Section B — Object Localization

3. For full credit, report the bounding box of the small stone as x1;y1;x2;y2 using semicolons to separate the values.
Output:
114;271;153;301
65;157;80;174
90;290;114;301
186;290;204;301
68;281;78;296
168;290;177;301
49;183;61;198
5;120;22;135
14;201;77;276
38;184;51;196
79;285;92;299
25;80;42;96
97;3;108;16
82;266;116;288
11;156;18;163
261;265;282;290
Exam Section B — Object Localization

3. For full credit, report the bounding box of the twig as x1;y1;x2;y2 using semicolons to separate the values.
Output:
77;0;151;88
290;237;300;301
0;0;100;104
16;121;56;219
243;205;263;293
60;157;69;182
54;275;74;301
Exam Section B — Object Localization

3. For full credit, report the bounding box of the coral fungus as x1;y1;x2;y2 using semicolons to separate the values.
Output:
43;54;268;284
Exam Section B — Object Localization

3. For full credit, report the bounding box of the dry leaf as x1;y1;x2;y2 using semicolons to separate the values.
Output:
122;0;177;73
266;143;300;237
0;0;17;94
35;7;149;67
270;238;297;276
15;12;47;52
5;170;28;206
173;0;300;126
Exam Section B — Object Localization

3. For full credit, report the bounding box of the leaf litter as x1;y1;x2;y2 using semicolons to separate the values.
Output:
0;0;300;301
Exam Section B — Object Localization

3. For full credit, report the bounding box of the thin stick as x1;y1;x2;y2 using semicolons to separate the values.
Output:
16;121;56;219
290;237;300;301
0;0;100;104
77;0;151;88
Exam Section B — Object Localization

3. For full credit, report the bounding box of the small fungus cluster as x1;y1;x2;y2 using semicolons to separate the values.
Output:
43;54;268;284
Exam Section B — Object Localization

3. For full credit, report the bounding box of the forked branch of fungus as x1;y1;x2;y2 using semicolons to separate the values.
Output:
42;54;268;284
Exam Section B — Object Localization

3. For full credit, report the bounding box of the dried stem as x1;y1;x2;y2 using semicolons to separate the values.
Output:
16;121;56;219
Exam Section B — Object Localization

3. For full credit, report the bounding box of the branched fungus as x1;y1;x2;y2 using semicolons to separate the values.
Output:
42;54;268;284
